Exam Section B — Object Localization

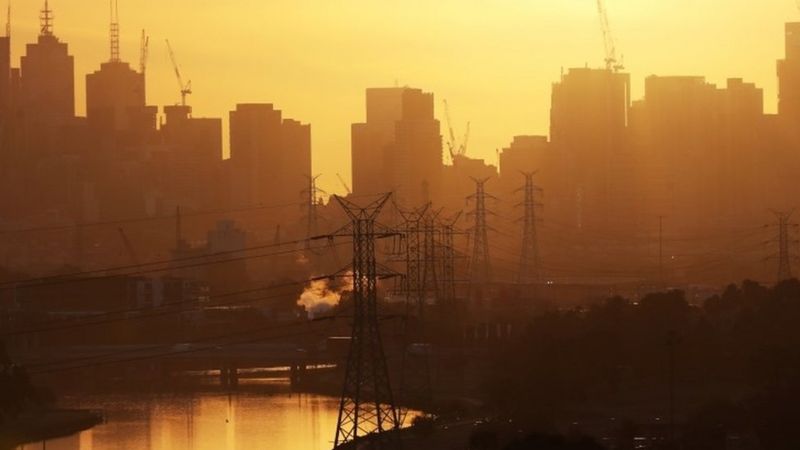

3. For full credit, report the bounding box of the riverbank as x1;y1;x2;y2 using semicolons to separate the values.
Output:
0;409;102;449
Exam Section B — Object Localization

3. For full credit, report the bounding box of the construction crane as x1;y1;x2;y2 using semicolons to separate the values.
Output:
166;39;192;106
596;0;624;72
443;99;470;164
139;29;149;75
336;173;352;195
117;228;141;265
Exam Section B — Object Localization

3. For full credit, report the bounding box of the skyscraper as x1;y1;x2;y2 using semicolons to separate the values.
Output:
351;87;442;206
19;1;75;155
86;3;154;141
778;22;800;127
549;68;631;235
20;1;74;127
229;103;311;209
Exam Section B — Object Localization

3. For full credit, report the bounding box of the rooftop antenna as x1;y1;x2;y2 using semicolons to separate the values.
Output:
39;0;53;36
109;0;120;62
6;2;10;38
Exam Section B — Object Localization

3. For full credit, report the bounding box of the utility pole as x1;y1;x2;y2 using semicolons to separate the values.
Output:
517;172;542;286
467;178;494;294
332;194;399;447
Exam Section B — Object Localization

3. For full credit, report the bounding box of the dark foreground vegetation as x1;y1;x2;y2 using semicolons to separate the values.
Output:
476;279;800;449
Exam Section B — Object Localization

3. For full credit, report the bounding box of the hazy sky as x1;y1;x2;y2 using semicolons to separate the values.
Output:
10;1;798;194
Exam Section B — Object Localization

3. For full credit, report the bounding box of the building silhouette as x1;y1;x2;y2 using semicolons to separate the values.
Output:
352;87;442;205
549;68;633;237
19;1;75;155
229;103;311;208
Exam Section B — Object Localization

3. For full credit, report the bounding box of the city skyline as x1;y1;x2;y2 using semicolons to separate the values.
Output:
7;0;798;194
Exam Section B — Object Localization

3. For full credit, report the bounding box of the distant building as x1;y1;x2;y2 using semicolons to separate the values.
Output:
228;103;311;209
86;62;151;134
630;76;764;232
351;87;443;206
158;105;223;212
549;68;632;235
499;136;549;185
778;22;800;127
441;155;497;211
19;2;75;151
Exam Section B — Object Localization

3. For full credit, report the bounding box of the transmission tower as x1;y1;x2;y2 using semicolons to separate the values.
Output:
517;172;542;285
391;201;429;319
421;208;442;305
773;211;797;282
331;193;400;447
301;174;325;243
438;212;462;307
467;178;494;289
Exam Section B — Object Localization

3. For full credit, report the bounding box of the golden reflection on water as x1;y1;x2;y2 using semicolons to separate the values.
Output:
22;391;343;450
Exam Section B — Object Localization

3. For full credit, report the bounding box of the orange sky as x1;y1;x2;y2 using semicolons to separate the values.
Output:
9;1;799;194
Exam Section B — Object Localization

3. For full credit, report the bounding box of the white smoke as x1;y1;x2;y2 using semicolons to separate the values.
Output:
297;274;353;319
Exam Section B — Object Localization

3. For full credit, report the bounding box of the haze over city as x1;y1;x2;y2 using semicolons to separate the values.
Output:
4;1;800;450
7;0;797;193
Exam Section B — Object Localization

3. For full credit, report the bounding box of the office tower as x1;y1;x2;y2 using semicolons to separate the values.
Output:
549;67;632;235
778;22;800;126
229;103;311;209
159;105;223;211
20;1;74;131
351;87;442;206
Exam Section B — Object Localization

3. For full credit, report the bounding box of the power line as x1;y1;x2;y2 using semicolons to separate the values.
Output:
0;235;338;291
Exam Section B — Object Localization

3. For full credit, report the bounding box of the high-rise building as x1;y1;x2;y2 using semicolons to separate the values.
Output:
158;105;223;212
229;103;311;209
630;76;764;232
351;87;442;205
778;22;800;126
549;68;632;235
86;63;147;132
497;135;551;200
20;1;74;128
86;5;155;143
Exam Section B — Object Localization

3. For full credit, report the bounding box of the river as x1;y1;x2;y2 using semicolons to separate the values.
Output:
19;387;347;450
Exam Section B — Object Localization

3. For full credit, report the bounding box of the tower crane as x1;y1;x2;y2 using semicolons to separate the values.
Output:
166;39;192;106
443;99;470;164
139;29;149;75
596;0;624;72
336;173;352;195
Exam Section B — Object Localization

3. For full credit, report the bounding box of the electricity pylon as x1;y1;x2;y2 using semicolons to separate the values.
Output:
517;172;542;285
772;210;797;282
331;193;400;447
301;174;325;241
467;178;494;293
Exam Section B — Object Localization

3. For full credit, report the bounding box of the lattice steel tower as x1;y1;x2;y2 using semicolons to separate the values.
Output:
438;212;461;307
517;172;542;284
467;178;493;287
393;202;428;318
301;174;325;242
332;194;399;447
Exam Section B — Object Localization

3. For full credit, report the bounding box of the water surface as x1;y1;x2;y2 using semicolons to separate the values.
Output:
21;389;343;450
